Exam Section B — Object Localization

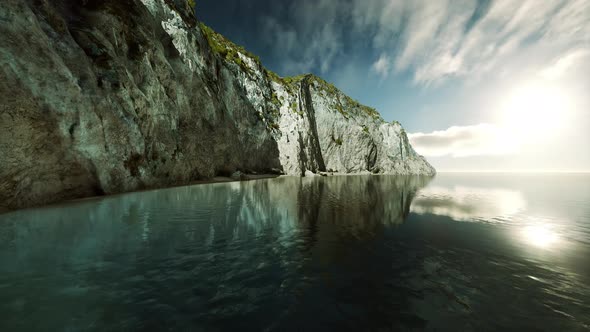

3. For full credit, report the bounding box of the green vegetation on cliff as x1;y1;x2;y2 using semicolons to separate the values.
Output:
199;23;382;122
199;22;261;75
187;0;196;10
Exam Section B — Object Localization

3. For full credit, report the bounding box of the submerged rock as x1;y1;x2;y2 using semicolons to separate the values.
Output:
0;0;434;211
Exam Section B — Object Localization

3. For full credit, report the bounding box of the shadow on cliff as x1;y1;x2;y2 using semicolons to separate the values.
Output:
0;0;282;211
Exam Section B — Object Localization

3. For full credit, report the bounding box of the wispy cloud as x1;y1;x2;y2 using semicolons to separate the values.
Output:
260;0;589;85
259;0;345;75
369;0;590;85
371;53;391;79
408;124;518;157
539;48;590;80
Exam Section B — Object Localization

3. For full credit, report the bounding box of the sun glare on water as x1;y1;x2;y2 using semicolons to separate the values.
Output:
522;225;559;248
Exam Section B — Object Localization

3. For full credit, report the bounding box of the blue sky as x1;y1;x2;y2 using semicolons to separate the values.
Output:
197;0;590;171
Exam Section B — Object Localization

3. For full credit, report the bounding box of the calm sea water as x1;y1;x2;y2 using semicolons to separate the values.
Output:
0;173;589;331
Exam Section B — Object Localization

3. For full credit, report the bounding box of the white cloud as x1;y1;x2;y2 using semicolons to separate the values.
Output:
371;53;391;78
352;0;590;85
257;0;589;85
408;124;519;157
539;48;590;80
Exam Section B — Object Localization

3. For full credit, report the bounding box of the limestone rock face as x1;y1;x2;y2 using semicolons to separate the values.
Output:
0;0;434;211
271;75;436;176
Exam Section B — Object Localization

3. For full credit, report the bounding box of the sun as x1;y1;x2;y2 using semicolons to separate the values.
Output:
498;82;571;144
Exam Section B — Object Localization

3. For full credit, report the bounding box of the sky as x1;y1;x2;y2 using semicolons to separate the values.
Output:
197;0;590;172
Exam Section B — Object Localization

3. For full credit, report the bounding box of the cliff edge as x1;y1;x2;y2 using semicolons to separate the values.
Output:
0;0;435;211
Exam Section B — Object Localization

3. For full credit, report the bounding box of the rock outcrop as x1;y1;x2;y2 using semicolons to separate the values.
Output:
0;0;434;211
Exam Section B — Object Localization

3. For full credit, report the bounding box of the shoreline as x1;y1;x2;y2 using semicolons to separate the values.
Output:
0;174;281;216
0;172;437;215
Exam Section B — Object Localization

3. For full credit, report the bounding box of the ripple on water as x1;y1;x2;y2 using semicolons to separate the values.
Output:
0;174;589;331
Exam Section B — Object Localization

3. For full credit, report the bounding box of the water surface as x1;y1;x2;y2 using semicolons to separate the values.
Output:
0;174;589;331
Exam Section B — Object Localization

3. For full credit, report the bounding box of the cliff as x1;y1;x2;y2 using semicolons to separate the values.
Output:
0;0;434;211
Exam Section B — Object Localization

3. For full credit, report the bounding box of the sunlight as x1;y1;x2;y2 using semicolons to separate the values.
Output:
522;225;558;248
411;186;526;222
499;83;571;144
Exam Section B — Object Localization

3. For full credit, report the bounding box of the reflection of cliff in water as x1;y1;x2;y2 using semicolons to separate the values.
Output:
0;175;432;330
285;175;430;250
0;176;431;268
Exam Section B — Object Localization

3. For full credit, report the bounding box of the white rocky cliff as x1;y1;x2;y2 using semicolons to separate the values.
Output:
0;0;435;211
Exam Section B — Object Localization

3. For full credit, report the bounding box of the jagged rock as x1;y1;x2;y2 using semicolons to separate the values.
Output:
304;170;319;177
269;168;284;175
0;0;434;211
230;171;248;181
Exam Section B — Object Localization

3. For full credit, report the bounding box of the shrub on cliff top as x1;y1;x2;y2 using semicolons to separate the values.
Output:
199;22;260;75
187;0;196;10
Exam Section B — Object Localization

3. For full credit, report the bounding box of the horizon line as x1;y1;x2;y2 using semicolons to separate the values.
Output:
436;170;590;173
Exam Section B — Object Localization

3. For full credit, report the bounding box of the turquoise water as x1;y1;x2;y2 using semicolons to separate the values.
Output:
0;174;589;331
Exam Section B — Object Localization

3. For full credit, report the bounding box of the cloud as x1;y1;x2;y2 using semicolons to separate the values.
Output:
367;0;590;85
408;124;519;157
259;0;345;76
539;48;590;80
255;0;589;85
371;53;391;78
